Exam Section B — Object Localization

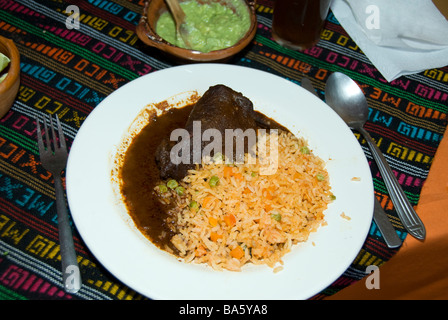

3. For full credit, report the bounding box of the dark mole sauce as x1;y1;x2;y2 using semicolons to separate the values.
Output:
119;105;287;255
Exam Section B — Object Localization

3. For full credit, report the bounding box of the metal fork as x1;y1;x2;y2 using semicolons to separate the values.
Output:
36;114;81;294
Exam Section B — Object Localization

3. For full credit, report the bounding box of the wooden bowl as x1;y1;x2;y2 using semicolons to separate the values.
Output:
136;0;257;63
0;36;20;118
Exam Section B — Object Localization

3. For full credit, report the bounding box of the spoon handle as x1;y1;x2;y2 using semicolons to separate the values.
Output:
165;0;186;23
164;0;192;48
358;127;426;240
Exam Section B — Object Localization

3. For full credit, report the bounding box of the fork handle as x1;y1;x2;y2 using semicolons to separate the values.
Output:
373;197;401;248
54;175;82;293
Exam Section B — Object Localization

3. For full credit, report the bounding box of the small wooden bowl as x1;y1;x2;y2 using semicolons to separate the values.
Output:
0;36;20;118
136;0;257;63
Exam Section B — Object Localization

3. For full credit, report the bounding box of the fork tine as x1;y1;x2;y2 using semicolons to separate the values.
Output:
36;116;46;155
49;115;58;152
55;114;67;151
43;115;51;152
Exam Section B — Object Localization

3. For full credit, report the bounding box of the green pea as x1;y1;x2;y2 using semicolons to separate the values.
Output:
270;213;282;222
167;179;178;189
175;186;185;196
209;175;220;187
189;200;198;209
300;146;310;154
158;184;168;193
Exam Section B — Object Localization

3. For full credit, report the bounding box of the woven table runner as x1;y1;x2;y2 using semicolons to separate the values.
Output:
0;0;446;300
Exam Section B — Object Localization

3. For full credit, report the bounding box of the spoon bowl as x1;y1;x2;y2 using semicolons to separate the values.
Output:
325;72;369;129
325;72;426;240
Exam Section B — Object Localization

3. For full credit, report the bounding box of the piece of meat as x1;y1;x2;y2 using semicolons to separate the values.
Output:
155;85;258;180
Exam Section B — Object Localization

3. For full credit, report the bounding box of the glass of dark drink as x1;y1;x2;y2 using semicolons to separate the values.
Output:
272;0;332;51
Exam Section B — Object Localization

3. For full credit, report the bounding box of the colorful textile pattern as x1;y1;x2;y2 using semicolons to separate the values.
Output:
0;0;446;300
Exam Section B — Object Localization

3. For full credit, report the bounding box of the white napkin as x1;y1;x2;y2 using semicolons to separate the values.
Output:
330;0;448;82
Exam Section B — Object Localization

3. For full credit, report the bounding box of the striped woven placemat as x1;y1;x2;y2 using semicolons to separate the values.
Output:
0;0;446;300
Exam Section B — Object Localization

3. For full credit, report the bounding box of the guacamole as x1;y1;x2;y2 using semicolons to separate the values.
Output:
156;0;251;53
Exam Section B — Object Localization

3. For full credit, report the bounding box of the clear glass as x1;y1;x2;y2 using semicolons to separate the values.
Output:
272;0;332;51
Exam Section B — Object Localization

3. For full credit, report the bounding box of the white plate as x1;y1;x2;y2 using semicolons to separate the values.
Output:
66;64;373;300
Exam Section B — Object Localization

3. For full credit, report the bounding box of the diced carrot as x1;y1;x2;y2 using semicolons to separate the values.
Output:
230;246;245;259
210;232;223;242
224;213;236;227
263;188;274;200
223;166;233;178
243;187;252;194
263;186;276;200
195;245;207;257
223;166;244;181
202;196;214;208
265;204;272;212
208;216;218;227
293;172;302;180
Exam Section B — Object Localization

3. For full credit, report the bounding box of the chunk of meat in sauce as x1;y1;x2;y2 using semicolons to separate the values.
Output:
155;85;258;181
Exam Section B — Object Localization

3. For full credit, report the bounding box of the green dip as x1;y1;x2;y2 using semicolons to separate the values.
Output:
156;0;251;53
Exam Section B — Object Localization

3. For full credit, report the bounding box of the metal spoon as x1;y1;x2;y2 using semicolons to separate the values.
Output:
325;72;426;240
302;77;401;248
165;0;192;49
